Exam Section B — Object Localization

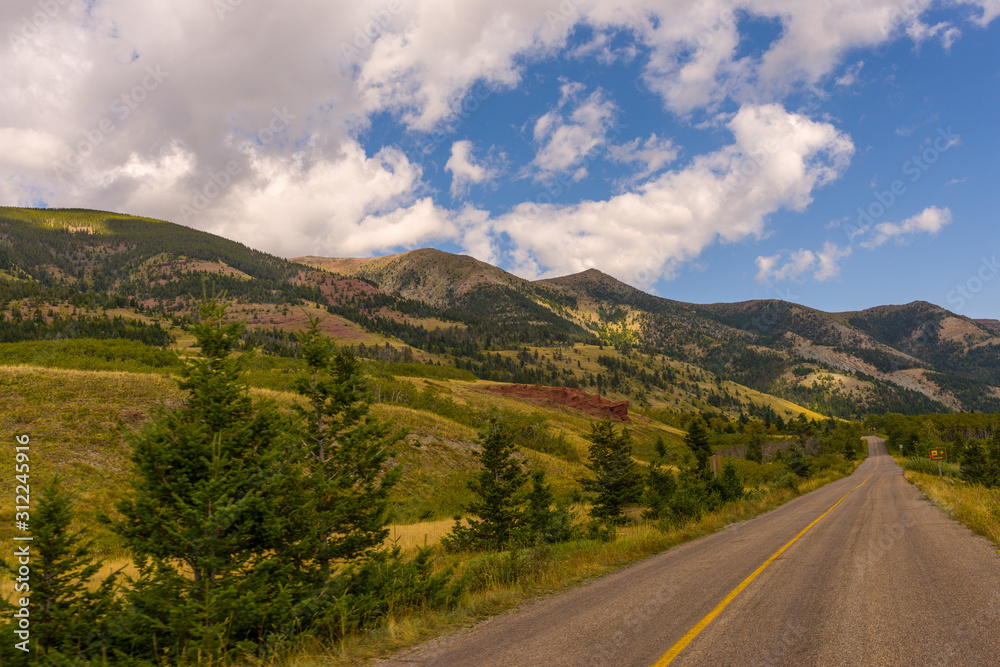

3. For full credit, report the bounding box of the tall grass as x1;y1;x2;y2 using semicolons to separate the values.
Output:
902;456;961;477
903;470;1000;548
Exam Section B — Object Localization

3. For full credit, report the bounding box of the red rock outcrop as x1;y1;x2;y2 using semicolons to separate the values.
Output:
484;384;632;423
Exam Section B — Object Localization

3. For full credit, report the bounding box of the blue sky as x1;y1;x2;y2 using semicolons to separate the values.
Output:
2;1;999;317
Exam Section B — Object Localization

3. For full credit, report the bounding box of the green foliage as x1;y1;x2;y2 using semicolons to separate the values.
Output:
0;338;181;374
523;470;577;544
904;456;961;477
0;310;173;346
443;414;529;552
744;427;764;464
784;442;811;478
668;469;715;522
654;435;667;459
583;421;643;524
0;478;119;662
642;461;677;520
714;462;745;502
774;471;800;491
684;419;712;473
368;360;476;381
313;547;459;643
98;301;452;660
288;315;404;573
111;299;293;658
989;437;1000;487
962;440;995;487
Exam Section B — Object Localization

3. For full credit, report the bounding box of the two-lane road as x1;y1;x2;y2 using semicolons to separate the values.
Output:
379;438;1000;666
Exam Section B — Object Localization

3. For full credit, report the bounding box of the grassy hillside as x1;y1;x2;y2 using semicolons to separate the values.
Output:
4;206;1000;423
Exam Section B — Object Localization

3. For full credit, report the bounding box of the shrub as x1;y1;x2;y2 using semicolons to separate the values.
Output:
775;471;799;491
904;456;960;477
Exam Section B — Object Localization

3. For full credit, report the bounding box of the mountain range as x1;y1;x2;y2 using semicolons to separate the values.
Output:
3;206;999;417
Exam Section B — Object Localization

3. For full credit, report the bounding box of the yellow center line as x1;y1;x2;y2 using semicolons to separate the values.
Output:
652;451;883;666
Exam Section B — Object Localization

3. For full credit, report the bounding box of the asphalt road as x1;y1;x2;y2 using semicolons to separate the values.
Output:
377;438;1000;666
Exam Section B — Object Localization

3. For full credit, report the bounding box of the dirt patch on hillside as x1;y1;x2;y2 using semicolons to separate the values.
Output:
939;316;988;343
484;384;633;423
886;368;963;410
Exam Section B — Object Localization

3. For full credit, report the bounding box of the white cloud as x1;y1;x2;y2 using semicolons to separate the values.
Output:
530;84;616;180
0;0;993;274
755;248;817;282
815;242;852;280
494;103;853;285
204;140;434;258
859;206;953;249
0;128;65;171
355;1;576;131
755;242;851;282
835;61;864;87
956;0;1000;26
905;20;961;49
445;140;493;197
607;133;679;179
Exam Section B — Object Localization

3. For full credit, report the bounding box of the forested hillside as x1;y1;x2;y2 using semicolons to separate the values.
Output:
5;206;1000;417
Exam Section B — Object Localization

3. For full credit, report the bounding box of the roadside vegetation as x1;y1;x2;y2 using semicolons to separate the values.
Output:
0;303;866;664
869;413;1000;549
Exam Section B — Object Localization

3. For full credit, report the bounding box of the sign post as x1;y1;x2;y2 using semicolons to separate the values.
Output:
929;448;947;476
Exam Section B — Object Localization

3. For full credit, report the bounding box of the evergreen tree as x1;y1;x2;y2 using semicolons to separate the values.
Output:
1;478;119;661
523;469;572;543
584;421;643;524
643;461;677;520
961;440;990;485
714;462;745;502
685;419;713;474
785;441;811;477
669;468;714;521
745;426;764;464
842;436;858;460
443;414;528;551
111;299;291;657
654;435;667;459
986;433;1000;488
952;433;968;465
286;315;404;581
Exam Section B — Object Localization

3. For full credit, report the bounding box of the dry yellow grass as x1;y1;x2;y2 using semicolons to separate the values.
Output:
903;470;1000;549
385;519;457;551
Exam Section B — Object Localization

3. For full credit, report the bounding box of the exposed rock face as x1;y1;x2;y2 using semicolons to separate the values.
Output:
484;384;631;423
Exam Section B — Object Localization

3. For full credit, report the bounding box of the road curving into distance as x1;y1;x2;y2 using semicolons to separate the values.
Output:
377;438;1000;666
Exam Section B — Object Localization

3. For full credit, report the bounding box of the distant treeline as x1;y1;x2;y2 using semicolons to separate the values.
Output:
0;308;173;346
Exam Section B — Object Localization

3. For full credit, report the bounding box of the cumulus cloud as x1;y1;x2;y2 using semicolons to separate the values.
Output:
607;133;679;180
756;242;852;283
859;206;953;249
494;104;853;285
530;83;616;181
960;0;1000;26
445;140;493;197
202;140;433;258
0;0;993;269
815;242;853;280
